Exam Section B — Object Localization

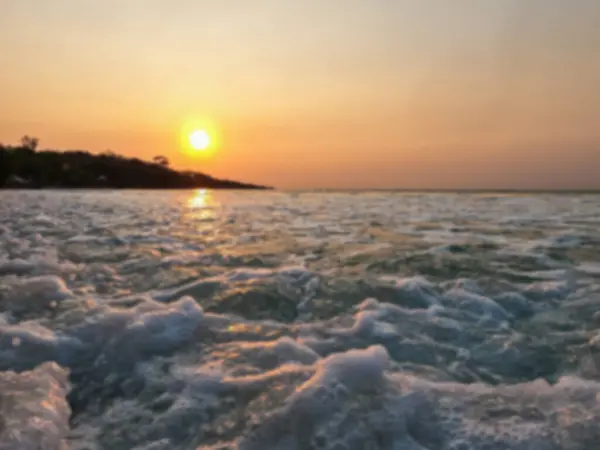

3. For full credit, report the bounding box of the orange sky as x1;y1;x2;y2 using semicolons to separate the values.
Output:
1;1;599;189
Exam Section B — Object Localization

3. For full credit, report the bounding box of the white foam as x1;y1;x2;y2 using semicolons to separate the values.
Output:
1;275;74;316
355;297;415;317
123;296;204;351
30;213;63;227
355;297;381;311
330;309;397;340
0;362;71;450
0;254;79;276
293;345;389;397
379;275;440;308
249;336;320;365
3;190;600;449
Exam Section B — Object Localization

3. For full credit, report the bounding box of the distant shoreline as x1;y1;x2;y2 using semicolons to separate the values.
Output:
0;187;272;191
4;188;600;195
0;186;272;191
0;140;271;190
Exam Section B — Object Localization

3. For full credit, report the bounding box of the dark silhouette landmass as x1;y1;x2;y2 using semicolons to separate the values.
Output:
0;136;270;190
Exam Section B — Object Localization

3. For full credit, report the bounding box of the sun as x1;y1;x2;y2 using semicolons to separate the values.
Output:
189;130;210;151
179;116;221;159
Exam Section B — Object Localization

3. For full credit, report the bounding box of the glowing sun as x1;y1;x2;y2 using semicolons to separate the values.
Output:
189;130;210;151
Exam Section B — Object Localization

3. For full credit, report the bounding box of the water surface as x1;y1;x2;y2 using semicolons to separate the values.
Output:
2;190;600;449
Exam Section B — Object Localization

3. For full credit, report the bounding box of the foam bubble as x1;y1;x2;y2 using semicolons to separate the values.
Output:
295;345;389;395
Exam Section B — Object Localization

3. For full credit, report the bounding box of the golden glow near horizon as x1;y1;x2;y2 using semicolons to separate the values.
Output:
1;2;600;189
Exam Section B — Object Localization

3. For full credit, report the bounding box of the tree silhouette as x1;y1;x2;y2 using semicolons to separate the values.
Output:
20;135;39;152
153;155;170;167
0;135;268;189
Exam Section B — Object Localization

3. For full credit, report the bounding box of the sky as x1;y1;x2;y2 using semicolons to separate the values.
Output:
1;0;599;189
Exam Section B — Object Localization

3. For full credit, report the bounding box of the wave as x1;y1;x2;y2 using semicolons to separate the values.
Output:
2;190;600;449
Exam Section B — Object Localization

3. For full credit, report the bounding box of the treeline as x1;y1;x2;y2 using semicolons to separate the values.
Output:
0;136;269;190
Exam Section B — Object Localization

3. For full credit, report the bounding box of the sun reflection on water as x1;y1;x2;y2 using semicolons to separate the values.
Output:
188;189;210;209
186;189;219;224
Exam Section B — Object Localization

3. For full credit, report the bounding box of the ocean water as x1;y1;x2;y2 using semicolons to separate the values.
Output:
2;190;600;449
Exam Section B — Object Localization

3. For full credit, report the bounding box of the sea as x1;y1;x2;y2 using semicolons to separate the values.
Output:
2;189;600;449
